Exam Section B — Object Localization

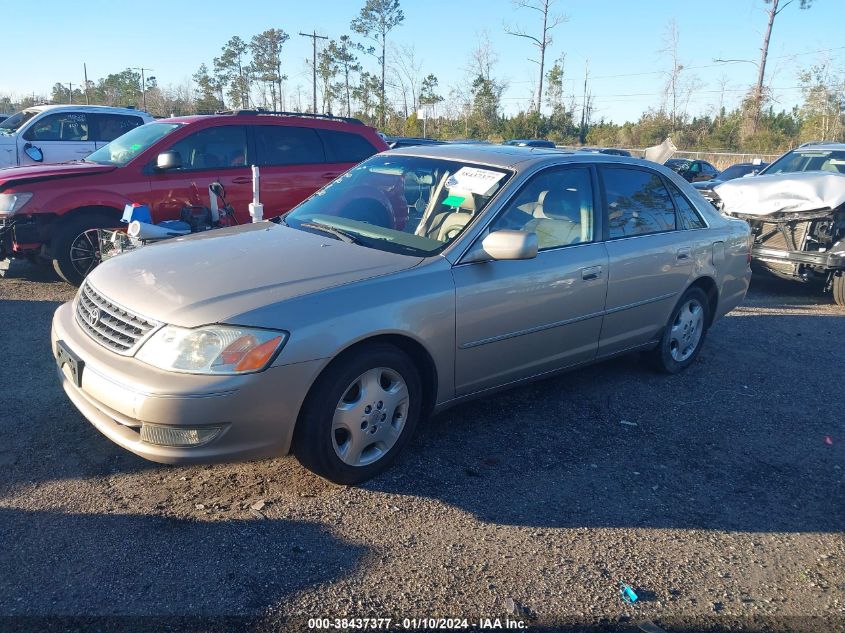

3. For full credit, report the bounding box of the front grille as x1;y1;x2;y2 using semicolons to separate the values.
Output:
75;280;160;354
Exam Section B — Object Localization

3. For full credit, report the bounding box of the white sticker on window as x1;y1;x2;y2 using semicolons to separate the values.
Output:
446;167;505;195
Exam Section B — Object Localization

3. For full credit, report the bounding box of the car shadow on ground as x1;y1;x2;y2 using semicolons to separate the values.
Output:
0;508;365;618
367;310;843;534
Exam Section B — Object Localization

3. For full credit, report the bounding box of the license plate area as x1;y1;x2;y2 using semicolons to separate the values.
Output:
56;339;84;388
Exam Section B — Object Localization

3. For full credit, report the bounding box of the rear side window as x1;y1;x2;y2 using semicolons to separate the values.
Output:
254;125;325;166
602;167;676;238
667;182;706;229
93;114;144;142
318;129;378;163
24;112;89;141
168;126;248;170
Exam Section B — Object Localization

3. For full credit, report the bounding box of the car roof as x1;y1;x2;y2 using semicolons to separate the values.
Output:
25;104;152;117
793;142;845;151
386;142;653;171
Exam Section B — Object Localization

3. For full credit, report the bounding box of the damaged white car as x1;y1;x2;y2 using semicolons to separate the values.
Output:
716;169;845;305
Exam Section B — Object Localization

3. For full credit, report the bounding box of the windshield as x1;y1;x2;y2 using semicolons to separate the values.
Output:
0;109;38;136
86;122;182;166
284;155;511;256
763;149;845;175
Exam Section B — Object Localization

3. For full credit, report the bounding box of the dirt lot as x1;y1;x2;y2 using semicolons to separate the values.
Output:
0;260;842;633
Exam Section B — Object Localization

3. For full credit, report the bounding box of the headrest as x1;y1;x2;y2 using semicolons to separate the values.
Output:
444;188;476;212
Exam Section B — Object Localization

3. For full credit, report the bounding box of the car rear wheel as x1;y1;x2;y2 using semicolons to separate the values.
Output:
293;344;422;484
831;272;845;306
52;212;119;285
649;286;710;374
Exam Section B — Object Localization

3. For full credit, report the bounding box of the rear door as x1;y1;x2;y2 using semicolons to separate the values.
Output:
597;165;693;357
18;111;96;164
452;165;608;395
147;124;253;223
250;124;332;219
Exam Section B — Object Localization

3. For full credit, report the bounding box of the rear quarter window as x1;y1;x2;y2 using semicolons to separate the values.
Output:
318;129;379;163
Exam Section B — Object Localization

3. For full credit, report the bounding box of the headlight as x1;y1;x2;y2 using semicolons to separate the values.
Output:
135;325;288;375
0;192;33;215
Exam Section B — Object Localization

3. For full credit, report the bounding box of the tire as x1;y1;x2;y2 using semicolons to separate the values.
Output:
51;212;119;285
649;286;710;374
293;343;422;485
832;272;845;306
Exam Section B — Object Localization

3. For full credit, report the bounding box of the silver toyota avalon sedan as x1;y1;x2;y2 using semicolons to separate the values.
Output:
52;145;752;484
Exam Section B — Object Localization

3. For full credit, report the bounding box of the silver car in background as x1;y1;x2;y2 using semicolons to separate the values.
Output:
52;145;752;484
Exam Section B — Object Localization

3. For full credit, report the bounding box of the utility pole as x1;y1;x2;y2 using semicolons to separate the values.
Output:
131;67;153;111
66;83;74;104
299;30;328;113
83;63;90;104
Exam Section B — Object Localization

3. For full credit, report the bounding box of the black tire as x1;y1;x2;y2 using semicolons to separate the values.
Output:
832;272;845;307
649;286;711;374
51;212;119;285
293;343;422;485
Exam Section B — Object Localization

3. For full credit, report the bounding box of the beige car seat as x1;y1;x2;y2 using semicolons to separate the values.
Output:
524;186;588;248
426;189;477;242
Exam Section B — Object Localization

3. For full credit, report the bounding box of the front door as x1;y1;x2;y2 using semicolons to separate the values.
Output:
597;165;693;357
147;125;253;223
452;166;608;396
19;112;96;164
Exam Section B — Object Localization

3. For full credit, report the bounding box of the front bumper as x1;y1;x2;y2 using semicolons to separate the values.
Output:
753;245;845;271
51;302;325;464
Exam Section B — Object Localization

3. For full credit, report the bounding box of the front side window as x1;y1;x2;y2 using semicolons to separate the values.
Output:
602;167;676;238
284;155;510;256
255;125;324;166
86;122;181;166
24;112;88;141
488;166;594;250
168;126;248;170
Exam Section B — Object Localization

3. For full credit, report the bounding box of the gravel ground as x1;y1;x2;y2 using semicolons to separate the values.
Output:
0;260;842;633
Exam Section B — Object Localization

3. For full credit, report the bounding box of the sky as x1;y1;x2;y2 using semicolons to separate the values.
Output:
2;0;844;124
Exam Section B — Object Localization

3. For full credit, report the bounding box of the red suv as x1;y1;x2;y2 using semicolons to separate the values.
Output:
0;110;387;284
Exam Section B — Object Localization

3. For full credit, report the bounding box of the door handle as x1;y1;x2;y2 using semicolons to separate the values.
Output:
676;248;691;262
232;176;252;184
581;265;602;281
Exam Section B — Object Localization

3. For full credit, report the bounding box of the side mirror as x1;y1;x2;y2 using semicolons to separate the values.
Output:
463;230;539;263
155;150;181;171
23;143;43;163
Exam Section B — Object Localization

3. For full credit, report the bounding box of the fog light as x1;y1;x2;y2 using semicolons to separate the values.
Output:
140;423;223;447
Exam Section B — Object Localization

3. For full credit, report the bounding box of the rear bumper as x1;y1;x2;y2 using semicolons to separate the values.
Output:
51;301;325;464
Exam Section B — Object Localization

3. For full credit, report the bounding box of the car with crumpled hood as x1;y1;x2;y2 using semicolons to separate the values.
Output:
52;144;751;484
716;143;845;305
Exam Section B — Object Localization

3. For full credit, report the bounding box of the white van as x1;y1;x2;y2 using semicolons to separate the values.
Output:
0;105;154;168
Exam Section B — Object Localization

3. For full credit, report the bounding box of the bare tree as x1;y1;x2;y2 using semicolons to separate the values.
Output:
660;19;683;127
392;44;423;116
751;0;815;133
504;0;567;117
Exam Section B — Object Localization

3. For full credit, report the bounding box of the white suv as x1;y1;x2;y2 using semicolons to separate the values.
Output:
0;104;154;168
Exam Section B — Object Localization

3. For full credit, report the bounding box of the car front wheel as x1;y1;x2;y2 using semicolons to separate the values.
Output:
649;286;710;374
52;212;119;285
293;344;422;484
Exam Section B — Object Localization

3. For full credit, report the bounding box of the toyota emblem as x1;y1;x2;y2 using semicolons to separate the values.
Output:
87;307;100;327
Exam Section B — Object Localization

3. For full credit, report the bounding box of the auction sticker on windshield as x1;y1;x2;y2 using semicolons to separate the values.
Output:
446;167;505;195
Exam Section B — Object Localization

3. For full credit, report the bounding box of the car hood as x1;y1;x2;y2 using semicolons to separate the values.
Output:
85;222;425;327
716;172;845;217
0;161;116;188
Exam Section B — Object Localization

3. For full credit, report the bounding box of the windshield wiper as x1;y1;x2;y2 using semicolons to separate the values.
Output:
298;221;360;244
